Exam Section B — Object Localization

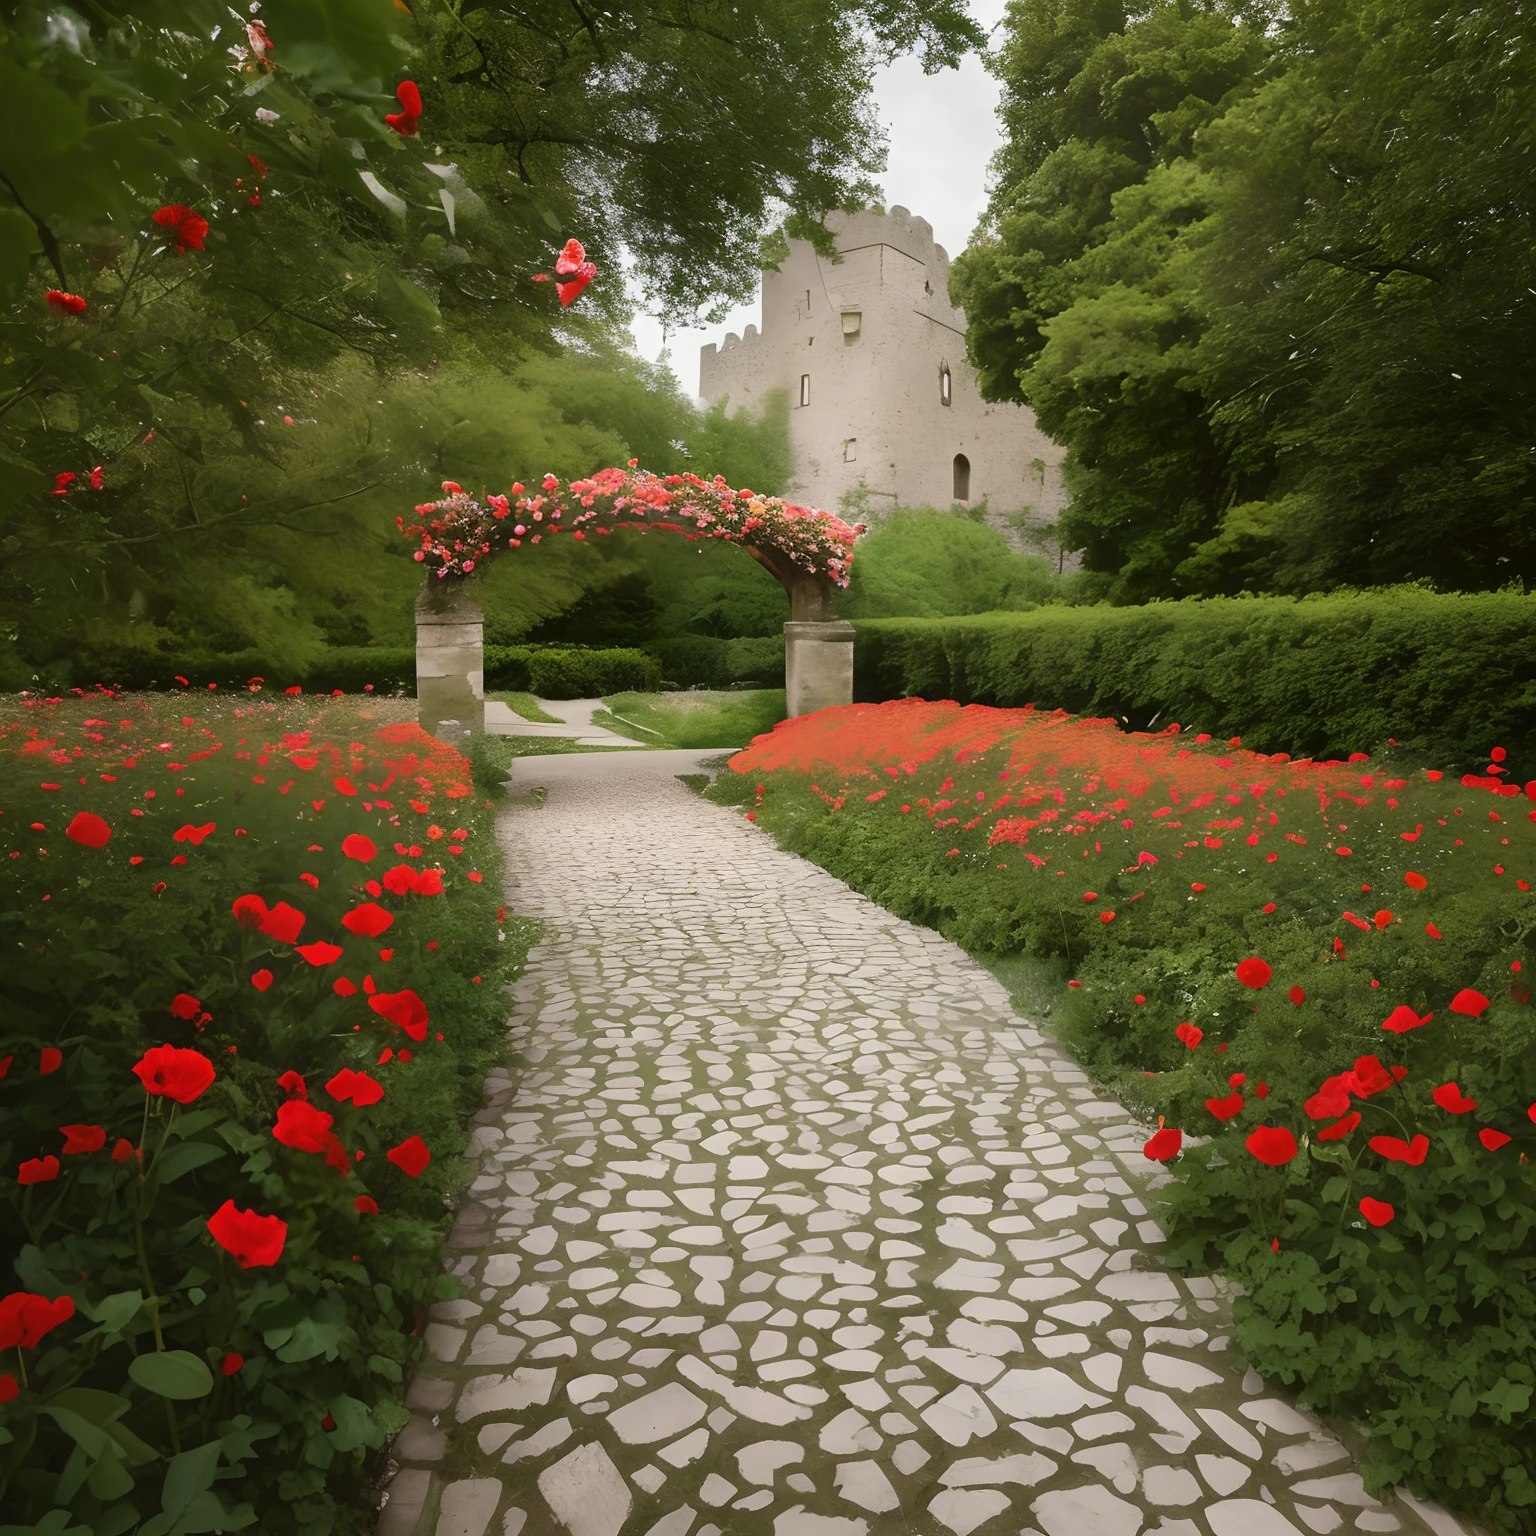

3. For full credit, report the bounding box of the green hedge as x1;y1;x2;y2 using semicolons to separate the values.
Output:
485;645;660;698
852;588;1536;768
12;648;418;695
646;635;783;690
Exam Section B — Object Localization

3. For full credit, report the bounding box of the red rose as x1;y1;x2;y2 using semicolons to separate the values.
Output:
60;1124;105;1154
386;1135;431;1177
132;1044;216;1104
1244;1125;1298;1166
64;812;111;848
206;1199;287;1268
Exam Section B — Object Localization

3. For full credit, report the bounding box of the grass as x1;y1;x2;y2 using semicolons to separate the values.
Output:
594;689;786;749
487;690;562;723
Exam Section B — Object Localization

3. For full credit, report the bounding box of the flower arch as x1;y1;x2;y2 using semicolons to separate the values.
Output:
400;464;864;620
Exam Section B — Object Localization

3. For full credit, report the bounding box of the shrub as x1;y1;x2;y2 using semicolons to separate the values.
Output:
646;635;783;689
0;696;528;1535
15;649;418;696
525;646;660;698
851;587;1536;769
717;699;1536;1532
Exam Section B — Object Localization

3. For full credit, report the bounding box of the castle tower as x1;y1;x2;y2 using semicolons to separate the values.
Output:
699;206;1068;541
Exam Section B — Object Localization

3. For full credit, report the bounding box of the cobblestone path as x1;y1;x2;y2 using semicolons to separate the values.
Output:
381;755;1467;1536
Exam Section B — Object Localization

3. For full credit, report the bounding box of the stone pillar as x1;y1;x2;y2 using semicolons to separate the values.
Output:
415;584;484;743
784;620;855;719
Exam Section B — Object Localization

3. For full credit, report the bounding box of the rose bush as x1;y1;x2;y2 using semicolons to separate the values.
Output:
717;698;1536;1532
0;694;530;1534
401;466;862;587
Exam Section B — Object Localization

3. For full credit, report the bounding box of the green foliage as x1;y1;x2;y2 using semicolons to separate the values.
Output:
952;0;1536;600
596;689;785;748
840;507;1058;619
0;695;532;1534
715;700;1536;1531
488;693;561;724
851;588;1536;768
484;645;659;699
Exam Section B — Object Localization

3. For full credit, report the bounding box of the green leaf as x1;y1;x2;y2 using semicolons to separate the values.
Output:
47;1388;132;1427
0;1511;93;1536
323;1395;379;1453
152;1141;227;1184
128;1351;215;1400
88;1452;137;1502
81;1291;145;1338
366;1353;401;1383
274;1317;344;1364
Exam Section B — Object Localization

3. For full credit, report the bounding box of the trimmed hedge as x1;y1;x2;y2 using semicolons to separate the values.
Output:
851;588;1536;769
647;635;783;690
15;647;418;695
485;645;659;698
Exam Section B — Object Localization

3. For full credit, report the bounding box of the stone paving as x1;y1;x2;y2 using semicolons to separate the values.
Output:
378;752;1472;1536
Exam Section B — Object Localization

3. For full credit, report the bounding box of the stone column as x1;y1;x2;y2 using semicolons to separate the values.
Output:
415;583;484;743
784;619;855;719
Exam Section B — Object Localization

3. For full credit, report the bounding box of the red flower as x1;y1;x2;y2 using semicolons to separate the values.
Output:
1098;910;1116;924
1142;1127;1183;1162
221;1352;244;1376
1404;871;1427;890
1449;988;1490;1018
1174;1022;1203;1050
276;1070;307;1099
1432;1081;1478;1115
385;79;422;134
369;989;429;1041
1479;1128;1512;1151
1235;957;1272;989
40;1047;62;1075
153;205;209;252
1317;1111;1361;1142
354;1195;379;1215
1244;1125;1298;1166
386;1135;431;1177
1369;1133;1429;1166
1425;923;1443;940
341;903;394;938
206;1200;287;1268
60;1124;105;1154
170;992;202;1020
342;834;377;863
1358;1197;1395;1227
1287;986;1306;1006
132;1044;216;1104
326;1069;384;1107
295;941;344;967
45;290;87;315
1381;1004;1431;1034
261;901;307;944
18;1156;60;1185
111;1138;137;1163
172;822;216;845
0;1292;75;1349
1205;1091;1244;1122
64;812;111;848
272;1099;336;1154
232;894;268;928
1345;1055;1399;1098
1305;1075;1352;1120
252;968;274;992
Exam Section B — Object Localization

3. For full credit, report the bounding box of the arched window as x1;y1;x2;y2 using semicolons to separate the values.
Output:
952;453;971;502
940;365;952;406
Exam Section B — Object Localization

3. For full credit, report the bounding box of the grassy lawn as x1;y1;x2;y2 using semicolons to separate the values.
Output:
594;688;786;748
487;690;563;723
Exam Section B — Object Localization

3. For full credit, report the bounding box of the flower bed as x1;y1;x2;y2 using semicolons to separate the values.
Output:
718;699;1536;1532
0;695;528;1534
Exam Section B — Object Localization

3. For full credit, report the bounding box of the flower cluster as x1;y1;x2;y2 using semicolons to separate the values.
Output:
400;465;863;586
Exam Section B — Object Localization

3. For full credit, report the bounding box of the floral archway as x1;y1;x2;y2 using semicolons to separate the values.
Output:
403;465;865;735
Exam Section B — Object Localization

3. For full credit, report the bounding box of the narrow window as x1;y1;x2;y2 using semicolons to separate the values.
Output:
800;374;811;407
843;438;857;463
940;365;952;406
953;453;971;502
804;289;812;313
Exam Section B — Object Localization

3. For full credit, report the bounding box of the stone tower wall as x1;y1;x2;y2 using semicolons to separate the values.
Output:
699;207;1069;549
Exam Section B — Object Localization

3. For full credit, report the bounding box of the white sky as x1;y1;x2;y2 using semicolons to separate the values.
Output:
627;0;1010;398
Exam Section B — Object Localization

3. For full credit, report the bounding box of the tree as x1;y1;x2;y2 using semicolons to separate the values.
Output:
952;0;1536;600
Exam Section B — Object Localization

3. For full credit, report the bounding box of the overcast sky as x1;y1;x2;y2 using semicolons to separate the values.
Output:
627;0;1011;398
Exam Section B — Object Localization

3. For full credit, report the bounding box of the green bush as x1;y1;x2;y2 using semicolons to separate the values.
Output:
647;635;783;689
0;696;530;1535
715;699;1536;1532
852;587;1536;770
